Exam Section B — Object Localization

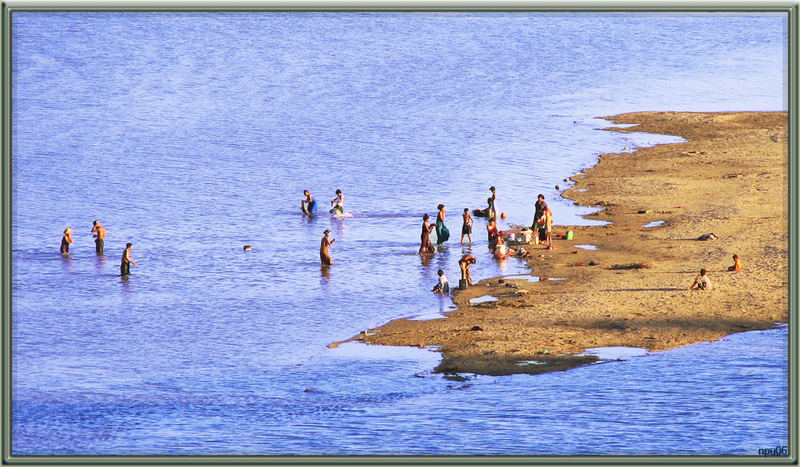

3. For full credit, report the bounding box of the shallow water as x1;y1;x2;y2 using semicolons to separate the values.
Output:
11;11;788;455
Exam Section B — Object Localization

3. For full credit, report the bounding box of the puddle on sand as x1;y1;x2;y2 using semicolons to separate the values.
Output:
517;360;547;366
579;346;648;361
502;275;566;283
407;311;448;321
574;244;598;250
643;220;665;228
469;295;498;304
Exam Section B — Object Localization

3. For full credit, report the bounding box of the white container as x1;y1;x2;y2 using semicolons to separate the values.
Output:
521;231;532;243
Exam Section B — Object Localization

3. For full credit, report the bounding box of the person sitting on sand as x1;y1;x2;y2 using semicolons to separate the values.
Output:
461;208;473;245
688;268;711;290
320;229;335;265
728;254;742;272
60;227;73;255
330;189;344;215
301;190;317;216
419;214;435;254
458;254;476;286
487;217;499;251
432;269;450;294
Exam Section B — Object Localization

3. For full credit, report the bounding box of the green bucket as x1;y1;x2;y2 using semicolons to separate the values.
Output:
565;230;574;241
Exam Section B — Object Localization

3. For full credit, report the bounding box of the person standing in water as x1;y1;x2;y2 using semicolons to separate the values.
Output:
320;229;335;265
461;208;473;245
435;204;450;245
419;214;435;254
487;217;499;252
330;189;344;215
120;243;138;276
60;227;73;255
91;220;106;255
488;186;497;220
301;190;317;216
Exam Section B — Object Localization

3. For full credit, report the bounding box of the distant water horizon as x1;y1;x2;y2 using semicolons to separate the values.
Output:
11;11;788;455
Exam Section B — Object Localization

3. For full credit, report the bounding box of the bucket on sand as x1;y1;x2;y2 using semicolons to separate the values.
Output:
565;230;574;241
521;230;532;243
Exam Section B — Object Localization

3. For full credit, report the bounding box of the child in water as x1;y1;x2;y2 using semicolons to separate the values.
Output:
461;208;473;245
432;269;450;294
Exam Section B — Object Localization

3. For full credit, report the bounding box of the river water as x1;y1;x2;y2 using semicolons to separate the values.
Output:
11;11;788;455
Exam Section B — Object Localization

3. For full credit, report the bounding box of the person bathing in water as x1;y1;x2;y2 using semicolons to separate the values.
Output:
60;227;73;255
330;189;344;215
91;220;106;255
461;208;473;245
320;229;335;265
488;186;497;220
487;217;499;252
419;214;435;254
120;242;138;276
435;204;450;245
301;190;317;216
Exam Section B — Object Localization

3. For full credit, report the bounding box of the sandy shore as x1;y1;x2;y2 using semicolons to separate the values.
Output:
332;111;789;376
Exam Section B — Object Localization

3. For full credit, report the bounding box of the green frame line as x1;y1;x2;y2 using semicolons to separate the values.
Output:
1;3;797;466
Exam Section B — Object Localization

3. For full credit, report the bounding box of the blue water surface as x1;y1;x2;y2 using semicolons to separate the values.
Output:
11;11;788;455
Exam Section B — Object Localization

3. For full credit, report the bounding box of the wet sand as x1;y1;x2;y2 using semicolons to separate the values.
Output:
332;111;789;376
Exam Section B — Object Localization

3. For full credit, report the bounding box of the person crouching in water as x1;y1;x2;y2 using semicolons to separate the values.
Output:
688;268;711;290
728;254;742;272
60;227;73;256
432;269;450;294
320;229;335;265
120;243;138;276
330;189;344;215
301;190;317;216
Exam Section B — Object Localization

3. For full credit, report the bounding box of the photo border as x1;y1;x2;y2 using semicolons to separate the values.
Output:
1;2;797;465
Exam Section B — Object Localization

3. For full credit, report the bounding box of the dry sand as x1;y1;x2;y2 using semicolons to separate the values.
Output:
331;111;789;376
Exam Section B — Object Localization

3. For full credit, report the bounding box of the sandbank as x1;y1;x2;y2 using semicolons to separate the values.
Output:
332;111;789;376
